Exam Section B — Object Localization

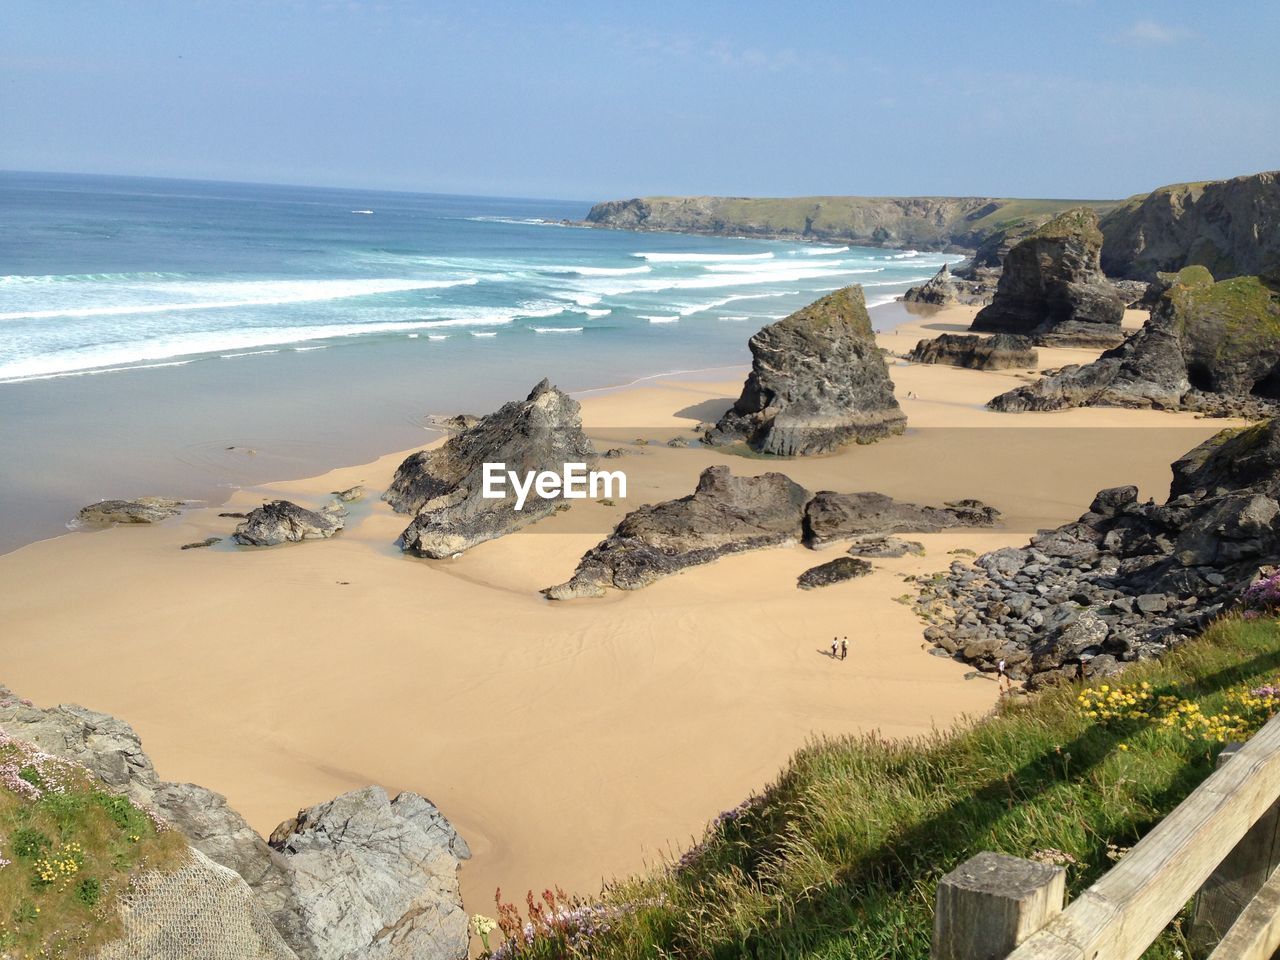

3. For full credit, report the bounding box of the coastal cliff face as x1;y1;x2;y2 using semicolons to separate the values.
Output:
1099;170;1280;282
584;195;1115;252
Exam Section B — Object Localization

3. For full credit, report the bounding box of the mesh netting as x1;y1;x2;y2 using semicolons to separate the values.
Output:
94;849;297;960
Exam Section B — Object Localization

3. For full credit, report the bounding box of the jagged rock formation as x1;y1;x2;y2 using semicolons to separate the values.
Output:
583;196;1115;252
78;497;185;524
797;557;872;589
1100;170;1280;282
988;267;1280;418
543;467;998;598
0;686;469;960
907;333;1038;371
234;500;345;546
542;466;811;598
903;264;959;305
704;287;906;456
803;492;999;548
387;379;596;558
915;420;1280;687
268;787;470;960
970;208;1127;347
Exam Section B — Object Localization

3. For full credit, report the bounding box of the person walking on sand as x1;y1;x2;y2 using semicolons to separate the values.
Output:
840;638;848;661
831;638;839;660
997;658;1009;692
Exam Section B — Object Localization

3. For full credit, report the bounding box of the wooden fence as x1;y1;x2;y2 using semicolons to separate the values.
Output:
932;712;1280;960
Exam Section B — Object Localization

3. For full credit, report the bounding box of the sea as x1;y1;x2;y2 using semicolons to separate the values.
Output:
0;171;953;552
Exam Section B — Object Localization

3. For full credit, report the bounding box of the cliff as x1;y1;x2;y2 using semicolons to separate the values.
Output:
1099;170;1280;281
584;195;1117;252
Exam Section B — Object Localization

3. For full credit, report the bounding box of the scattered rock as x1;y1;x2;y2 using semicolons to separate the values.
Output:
915;420;1280;686
219;512;249;519
704;286;906;456
602;447;643;458
78;497;184;525
798;557;873;589
970;208;1126;347
181;537;222;550
908;333;1039;371
387;380;595;558
233;500;345;546
846;535;925;558
330;485;365;503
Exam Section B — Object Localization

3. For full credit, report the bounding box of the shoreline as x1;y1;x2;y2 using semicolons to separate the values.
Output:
0;304;1243;917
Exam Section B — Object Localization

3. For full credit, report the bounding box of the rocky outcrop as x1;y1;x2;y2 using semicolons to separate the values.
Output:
543;467;998;598
988;267;1280;417
234;500;345;546
916;420;1280;687
0;686;469;960
583;195;1115;252
704;286;906;456
970;208;1127;347
542;466;810;598
78;497;184;524
387;379;595;558
797;557;872;589
803;492;999;548
907;333;1038;371
1100;170;1280;282
268;787;470;960
903;265;959;306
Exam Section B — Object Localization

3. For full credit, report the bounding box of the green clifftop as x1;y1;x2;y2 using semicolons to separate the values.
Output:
583;194;1118;252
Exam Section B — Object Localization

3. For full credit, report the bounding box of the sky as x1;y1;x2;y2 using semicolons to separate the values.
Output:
2;1;1277;202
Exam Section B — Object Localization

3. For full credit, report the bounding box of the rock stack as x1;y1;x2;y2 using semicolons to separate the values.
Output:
704;286;906;456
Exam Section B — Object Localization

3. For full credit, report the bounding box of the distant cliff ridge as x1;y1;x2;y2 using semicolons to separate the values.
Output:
1098;170;1280;282
584;195;1118;252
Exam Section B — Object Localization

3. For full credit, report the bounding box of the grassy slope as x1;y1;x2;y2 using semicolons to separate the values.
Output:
0;739;186;958
491;616;1280;959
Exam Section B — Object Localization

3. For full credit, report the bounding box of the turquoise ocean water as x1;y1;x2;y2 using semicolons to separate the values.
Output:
0;172;951;550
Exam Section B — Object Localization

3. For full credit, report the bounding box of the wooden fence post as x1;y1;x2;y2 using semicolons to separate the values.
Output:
932;852;1066;960
1191;742;1280;954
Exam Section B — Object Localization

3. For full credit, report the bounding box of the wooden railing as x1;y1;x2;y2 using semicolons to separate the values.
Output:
931;712;1280;960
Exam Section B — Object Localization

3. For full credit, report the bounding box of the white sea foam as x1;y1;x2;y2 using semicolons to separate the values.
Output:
0;277;480;322
530;326;584;334
407;333;419;338
718;315;751;321
885;250;921;259
542;265;650;276
633;251;774;262
571;307;612;318
470;331;498;338
642;315;679;324
797;245;850;255
292;345;327;352
427;334;449;340
219;349;280;359
675;290;797;317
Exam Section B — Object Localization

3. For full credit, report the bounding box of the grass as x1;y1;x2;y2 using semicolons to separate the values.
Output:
485;616;1280;959
0;733;187;958
1165;268;1280;359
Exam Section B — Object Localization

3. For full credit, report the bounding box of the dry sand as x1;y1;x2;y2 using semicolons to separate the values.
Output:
0;305;1237;913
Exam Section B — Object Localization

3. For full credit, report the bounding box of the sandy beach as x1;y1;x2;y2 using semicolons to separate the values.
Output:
0;304;1238;913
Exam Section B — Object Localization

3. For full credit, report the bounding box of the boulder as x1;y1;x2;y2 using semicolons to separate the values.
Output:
704;286;906;456
268;787;470;960
798;557;873;589
971;208;1126;347
803;492;999;548
988;267;1280;415
846;535;925;558
908;333;1038;371
78;497;184;525
387;379;595;558
234;500;345;546
543;466;810;598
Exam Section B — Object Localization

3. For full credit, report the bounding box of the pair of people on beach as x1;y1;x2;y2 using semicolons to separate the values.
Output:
831;637;848;661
